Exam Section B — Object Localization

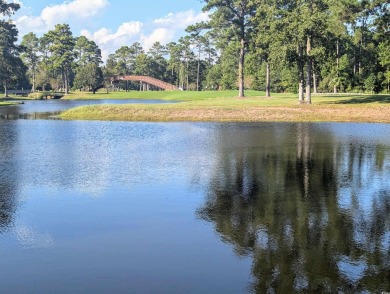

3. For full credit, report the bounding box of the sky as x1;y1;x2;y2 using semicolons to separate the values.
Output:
11;0;208;60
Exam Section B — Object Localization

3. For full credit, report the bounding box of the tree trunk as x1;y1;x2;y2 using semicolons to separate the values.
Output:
238;38;245;98
32;69;36;92
266;62;270;97
64;68;69;94
197;44;201;91
312;61;317;94
4;82;8;98
334;39;340;93
180;64;185;90
298;43;304;103
62;70;66;93
186;53;189;90
352;26;357;77
305;35;312;104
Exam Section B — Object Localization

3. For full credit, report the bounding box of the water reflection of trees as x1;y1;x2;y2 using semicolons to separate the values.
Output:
198;123;390;293
0;112;60;120
0;122;19;233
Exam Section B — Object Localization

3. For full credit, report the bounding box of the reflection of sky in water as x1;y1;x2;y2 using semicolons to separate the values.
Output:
382;231;390;252
15;225;54;249
337;256;368;284
13;121;215;197
335;138;390;251
293;257;309;292
327;123;390;145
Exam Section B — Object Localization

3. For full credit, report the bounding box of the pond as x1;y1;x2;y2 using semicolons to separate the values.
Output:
0;105;389;293
0;99;172;120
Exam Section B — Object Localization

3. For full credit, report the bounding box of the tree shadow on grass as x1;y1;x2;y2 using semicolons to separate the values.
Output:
332;95;390;104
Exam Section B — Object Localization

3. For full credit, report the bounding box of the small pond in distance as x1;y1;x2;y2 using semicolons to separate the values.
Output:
0;99;172;120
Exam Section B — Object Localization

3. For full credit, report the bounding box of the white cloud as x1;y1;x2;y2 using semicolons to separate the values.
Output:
41;0;109;27
140;28;175;50
82;22;142;45
15;0;109;37
154;10;209;29
81;21;143;60
15;15;47;35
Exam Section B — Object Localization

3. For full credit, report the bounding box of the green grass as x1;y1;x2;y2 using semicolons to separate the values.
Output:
65;90;390;104
65;89;270;101
0;95;35;100
0;102;17;106
0;98;26;106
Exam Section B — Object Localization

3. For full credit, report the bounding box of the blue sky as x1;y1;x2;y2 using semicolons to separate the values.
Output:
13;0;207;59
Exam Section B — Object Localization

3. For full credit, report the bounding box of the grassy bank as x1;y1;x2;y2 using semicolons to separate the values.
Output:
60;91;390;123
0;98;25;106
0;102;18;107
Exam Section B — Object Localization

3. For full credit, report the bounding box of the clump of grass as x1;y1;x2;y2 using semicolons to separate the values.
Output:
28;92;46;99
28;92;62;99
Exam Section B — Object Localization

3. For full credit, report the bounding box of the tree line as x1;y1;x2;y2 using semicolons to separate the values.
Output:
0;0;388;102
201;0;389;101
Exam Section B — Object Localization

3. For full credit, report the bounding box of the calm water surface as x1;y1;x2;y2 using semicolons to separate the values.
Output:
0;99;172;119
0;106;389;293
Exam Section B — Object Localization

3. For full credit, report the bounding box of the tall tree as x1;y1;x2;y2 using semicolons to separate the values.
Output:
36;35;52;91
20;33;40;92
74;36;102;67
166;42;181;87
114;46;133;75
373;0;389;93
0;2;24;97
0;0;22;96
44;24;75;94
202;0;256;97
250;0;282;97
147;42;168;80
187;23;209;91
178;36;194;90
0;21;26;97
268;0;329;103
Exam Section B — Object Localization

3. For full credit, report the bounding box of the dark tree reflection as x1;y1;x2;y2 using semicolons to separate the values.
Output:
0;122;19;233
198;123;390;293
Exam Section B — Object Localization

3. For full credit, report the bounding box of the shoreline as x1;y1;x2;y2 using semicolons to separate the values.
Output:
0;101;24;107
